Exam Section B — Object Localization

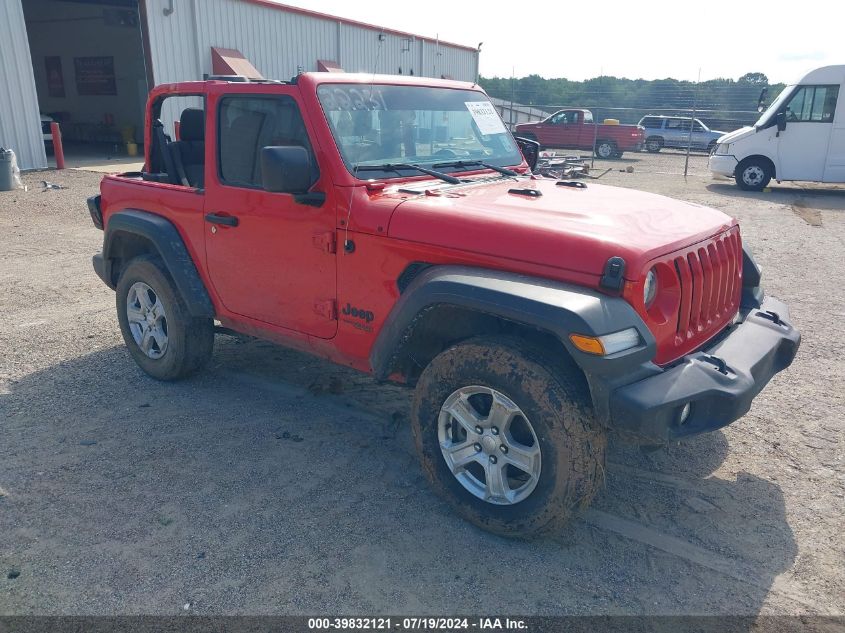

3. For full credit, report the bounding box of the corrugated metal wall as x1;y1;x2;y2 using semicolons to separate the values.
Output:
490;97;550;130
145;0;478;84
0;1;47;171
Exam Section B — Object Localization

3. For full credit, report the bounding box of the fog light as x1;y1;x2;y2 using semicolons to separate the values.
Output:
679;402;692;425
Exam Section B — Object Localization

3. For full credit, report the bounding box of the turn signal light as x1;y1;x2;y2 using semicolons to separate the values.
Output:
569;334;605;355
569;328;642;356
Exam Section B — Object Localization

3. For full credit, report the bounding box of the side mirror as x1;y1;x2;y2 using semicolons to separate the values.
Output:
776;111;787;132
757;87;769;113
260;145;312;194
513;135;540;171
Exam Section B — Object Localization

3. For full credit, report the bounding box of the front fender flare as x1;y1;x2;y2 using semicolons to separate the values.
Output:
370;266;656;382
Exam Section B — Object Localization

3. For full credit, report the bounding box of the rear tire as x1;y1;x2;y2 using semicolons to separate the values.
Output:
595;140;617;159
411;337;606;538
115;255;213;381
735;158;772;191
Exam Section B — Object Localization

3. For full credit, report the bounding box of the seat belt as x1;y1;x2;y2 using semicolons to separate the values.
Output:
170;144;190;187
153;121;180;185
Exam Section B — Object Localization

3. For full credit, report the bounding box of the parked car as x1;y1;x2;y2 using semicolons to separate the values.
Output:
87;73;799;537
638;115;726;153
710;64;844;190
515;109;644;158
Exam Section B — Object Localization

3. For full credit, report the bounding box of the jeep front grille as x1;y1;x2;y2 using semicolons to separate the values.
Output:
673;228;742;344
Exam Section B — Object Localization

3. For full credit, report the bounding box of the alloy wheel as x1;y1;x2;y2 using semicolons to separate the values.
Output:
437;385;542;505
126;281;169;359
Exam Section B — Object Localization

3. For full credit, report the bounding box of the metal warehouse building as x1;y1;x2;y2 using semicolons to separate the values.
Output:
0;0;480;170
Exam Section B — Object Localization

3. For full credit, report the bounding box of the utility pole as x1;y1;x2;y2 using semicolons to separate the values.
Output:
510;67;515;130
684;68;701;178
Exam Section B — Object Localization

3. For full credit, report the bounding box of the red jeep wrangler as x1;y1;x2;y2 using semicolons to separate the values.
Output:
88;73;799;537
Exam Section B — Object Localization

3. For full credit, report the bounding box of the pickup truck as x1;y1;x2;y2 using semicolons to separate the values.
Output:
87;73;799;537
515;109;645;158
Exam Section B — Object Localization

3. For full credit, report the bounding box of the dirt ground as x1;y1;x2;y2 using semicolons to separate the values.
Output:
0;152;843;616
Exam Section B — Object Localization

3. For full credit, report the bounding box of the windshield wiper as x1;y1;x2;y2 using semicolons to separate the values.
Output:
354;163;462;184
432;160;519;177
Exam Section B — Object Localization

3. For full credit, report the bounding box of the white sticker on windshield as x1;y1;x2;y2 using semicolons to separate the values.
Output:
465;101;507;135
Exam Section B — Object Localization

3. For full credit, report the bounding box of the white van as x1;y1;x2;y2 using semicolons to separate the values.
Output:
709;65;844;190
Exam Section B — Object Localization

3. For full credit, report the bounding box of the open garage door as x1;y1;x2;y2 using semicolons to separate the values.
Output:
23;0;149;164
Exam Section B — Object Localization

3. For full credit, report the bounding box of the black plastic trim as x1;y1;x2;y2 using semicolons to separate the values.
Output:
98;209;215;318
599;256;626;292
742;245;762;287
92;253;107;285
87;195;103;230
370;265;656;381
609;296;800;442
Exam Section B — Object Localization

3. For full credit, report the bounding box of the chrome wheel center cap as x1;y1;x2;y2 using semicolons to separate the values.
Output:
481;435;497;453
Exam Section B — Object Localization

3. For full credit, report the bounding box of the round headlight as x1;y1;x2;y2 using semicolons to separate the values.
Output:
643;268;658;307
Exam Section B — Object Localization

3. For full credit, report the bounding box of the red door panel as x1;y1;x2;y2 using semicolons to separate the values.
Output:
203;88;337;339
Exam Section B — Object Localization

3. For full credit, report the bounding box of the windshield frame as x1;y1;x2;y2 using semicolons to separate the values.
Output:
315;82;525;181
755;84;797;129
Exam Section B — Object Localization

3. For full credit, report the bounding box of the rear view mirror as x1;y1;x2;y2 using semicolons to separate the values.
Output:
514;135;540;171
260;146;311;194
776;112;787;132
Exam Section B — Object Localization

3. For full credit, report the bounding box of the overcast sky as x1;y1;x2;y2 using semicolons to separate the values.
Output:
278;0;843;83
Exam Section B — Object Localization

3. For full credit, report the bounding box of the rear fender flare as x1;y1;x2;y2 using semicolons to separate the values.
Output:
101;209;214;318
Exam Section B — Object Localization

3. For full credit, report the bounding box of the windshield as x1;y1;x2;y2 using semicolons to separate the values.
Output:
317;84;523;178
755;84;796;127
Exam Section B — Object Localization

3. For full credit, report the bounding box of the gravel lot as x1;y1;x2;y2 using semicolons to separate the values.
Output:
1;152;843;616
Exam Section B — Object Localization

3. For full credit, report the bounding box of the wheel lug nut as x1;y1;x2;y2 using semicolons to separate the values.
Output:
489;455;497;464
491;427;499;435
500;445;508;454
475;426;483;434
474;443;482;453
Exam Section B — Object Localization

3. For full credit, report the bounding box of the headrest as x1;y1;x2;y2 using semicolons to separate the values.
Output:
179;108;205;142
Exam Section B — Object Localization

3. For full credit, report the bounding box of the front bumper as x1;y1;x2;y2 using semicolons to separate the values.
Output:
609;296;800;442
709;154;738;177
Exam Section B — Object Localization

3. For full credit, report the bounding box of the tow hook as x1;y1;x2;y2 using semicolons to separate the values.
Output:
757;310;783;326
701;355;730;375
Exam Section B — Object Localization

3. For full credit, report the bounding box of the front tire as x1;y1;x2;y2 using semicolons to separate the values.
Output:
735;158;772;191
645;137;663;153
115;255;213;380
411;337;606;538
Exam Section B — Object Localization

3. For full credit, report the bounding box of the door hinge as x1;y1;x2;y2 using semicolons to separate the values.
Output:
312;231;336;254
314;299;337;320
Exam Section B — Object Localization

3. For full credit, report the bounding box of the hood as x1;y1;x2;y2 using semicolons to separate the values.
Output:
717;126;755;144
514;121;539;130
387;178;734;279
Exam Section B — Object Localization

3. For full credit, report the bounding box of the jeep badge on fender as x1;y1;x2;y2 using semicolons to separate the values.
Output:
342;303;374;323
